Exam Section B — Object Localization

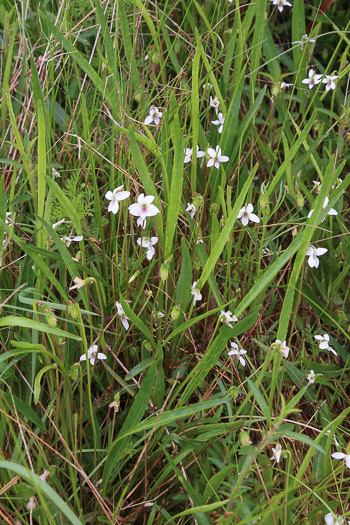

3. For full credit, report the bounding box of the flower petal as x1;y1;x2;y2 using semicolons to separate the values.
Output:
331;452;346;460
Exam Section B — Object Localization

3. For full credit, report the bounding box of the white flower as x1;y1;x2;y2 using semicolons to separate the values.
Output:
116;301;130;331
186;203;197;219
237;203;260;226
332;178;345;193
27;496;37;511
128;194;160;229
191;281;202;305
314;333;330;349
184;146;205;164
137;236;158;260
105;186;130;214
39;470;50;482
153;310;165;326
302;69;323;89
52;218;66;229
209;96;220;113
325;513;344;525
326;430;340;447
305;245;328;268
207;146;229;169
63;235;83;247
270;444;282;463
52;167;61;178
307;370;315;385
202;82;212;90
280;82;293;88
274;339;290;358
313;180;322;193
228;342;247;366
308;196;338;220
220;310;238;328
144;106;163;126
80;345;107;366
314;333;337;355
323;75;339;91
211;112;225;134
69;277;85;291
271;0;292;12
5;212;12;225
293;34;316;50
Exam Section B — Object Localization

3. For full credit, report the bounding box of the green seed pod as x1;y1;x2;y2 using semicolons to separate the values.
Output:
171;305;181;321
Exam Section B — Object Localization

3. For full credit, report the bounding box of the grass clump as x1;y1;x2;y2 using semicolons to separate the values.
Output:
0;0;350;523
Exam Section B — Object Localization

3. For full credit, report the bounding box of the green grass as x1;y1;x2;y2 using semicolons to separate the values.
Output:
0;0;350;523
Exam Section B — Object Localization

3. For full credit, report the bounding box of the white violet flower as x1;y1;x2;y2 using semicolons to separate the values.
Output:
332;452;350;468
186;203;197;219
209;96;220;113
69;277;85;291
211;112;225;134
228;342;247;366
105;186;130;214
128;194;160;229
308;196;338;220
323;75;339;91
271;0;292;12
5;212;12;226
326;430;340;447
305;246;328;268
237;203;260;226
80;345;107;366
191;281;202;305
184;146;205;164
314;334;337;355
116;301;130;331
314;333;330;350
63;235;83;247
220;310;238;328
314;333;337;355
144;106;163;126
207;146;229;169
274;339;290;358
293;34;316;50
307;370;315;385
324;513;344;525
302;69;323;89
52;218;66;229
137;236;158;260
270;443;282;463
313;180;322;193
280;82;293;88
